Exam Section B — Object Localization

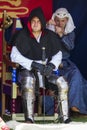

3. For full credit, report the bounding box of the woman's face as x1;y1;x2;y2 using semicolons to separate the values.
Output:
54;16;68;29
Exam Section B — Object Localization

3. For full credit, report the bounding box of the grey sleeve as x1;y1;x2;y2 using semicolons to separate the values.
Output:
62;31;75;50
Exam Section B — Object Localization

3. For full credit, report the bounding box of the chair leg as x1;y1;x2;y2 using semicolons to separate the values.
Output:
38;96;42;115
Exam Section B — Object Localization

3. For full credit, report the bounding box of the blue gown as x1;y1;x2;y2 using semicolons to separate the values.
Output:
59;31;87;114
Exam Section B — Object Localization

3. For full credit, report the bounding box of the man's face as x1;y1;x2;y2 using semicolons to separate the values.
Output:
31;17;42;32
54;16;68;29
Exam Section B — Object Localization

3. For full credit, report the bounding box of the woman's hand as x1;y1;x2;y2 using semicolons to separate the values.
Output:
55;26;64;37
47;19;56;25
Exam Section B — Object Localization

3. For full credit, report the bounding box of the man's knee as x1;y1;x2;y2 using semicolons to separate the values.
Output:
18;70;36;90
18;70;36;100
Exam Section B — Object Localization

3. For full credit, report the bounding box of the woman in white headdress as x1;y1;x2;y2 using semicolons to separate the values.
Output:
47;8;87;115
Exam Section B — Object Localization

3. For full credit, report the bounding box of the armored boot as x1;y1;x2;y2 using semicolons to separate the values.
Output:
22;88;35;123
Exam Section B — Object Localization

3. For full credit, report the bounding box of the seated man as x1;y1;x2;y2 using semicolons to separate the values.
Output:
10;7;70;123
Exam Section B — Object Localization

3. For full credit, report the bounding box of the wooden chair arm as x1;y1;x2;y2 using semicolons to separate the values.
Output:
3;55;19;68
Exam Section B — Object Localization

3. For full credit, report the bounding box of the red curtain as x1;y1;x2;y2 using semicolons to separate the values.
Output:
0;0;53;20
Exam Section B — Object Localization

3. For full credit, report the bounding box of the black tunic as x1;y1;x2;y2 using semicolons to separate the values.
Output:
13;28;62;61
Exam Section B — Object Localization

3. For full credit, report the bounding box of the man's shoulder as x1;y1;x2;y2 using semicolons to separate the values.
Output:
45;29;60;39
15;27;28;37
45;29;57;36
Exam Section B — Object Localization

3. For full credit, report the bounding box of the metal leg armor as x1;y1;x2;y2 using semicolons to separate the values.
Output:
18;69;36;122
56;76;69;122
47;75;69;122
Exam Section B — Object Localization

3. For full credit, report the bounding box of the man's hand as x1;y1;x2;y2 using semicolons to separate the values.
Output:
44;63;55;77
31;61;45;74
32;62;55;77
